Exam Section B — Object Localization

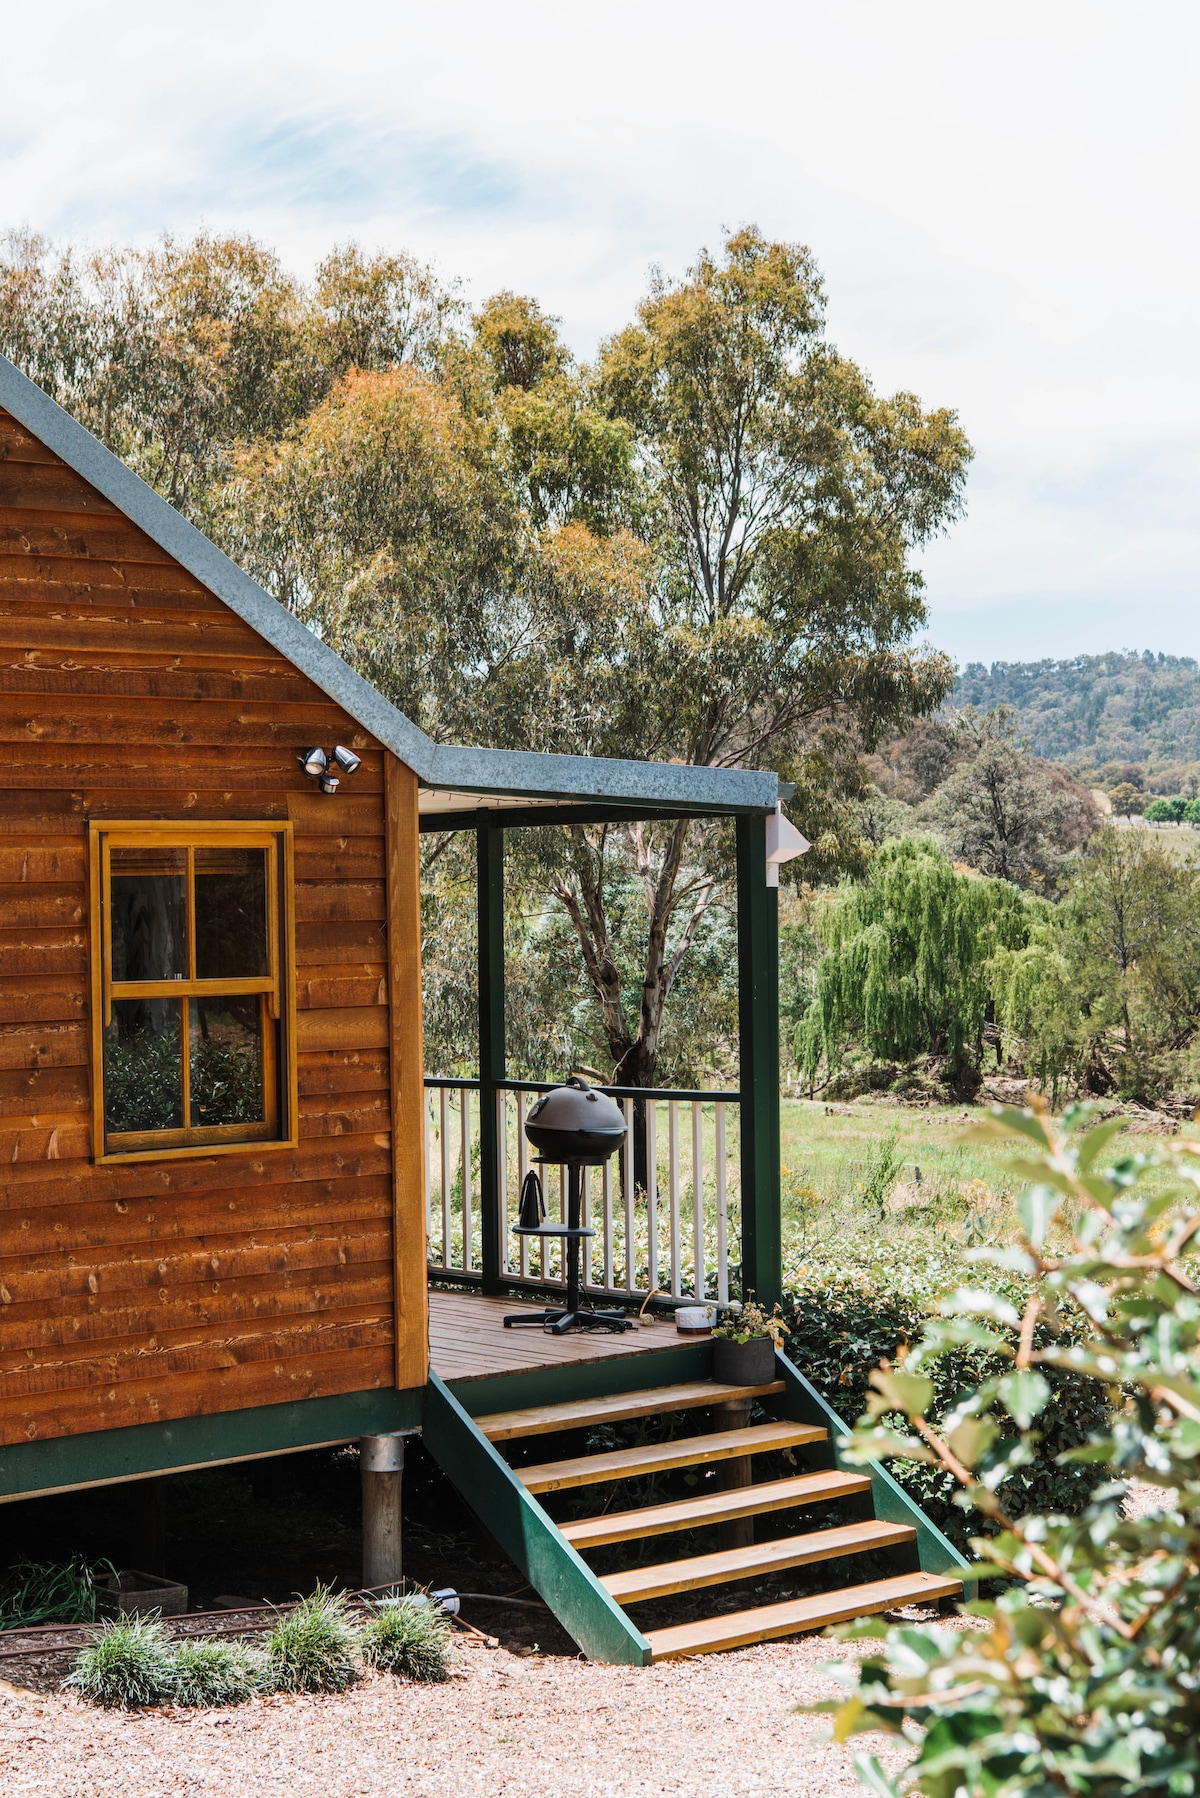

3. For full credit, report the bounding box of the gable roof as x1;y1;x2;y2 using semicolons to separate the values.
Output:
0;353;776;819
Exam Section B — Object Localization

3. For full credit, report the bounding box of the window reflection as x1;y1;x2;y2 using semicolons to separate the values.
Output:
104;1000;183;1133
195;849;268;980
190;997;264;1127
110;850;187;981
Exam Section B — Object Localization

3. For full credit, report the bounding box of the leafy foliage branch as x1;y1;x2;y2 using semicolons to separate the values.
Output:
810;1104;1200;1797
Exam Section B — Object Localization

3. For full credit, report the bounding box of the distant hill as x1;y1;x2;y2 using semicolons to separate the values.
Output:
953;652;1200;773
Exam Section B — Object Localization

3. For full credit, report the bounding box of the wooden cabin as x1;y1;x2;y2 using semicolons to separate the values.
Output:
0;354;968;1663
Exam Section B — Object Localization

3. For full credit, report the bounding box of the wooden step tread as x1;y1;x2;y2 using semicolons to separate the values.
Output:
601;1520;917;1604
476;1379;786;1441
645;1571;963;1661
561;1469;872;1549
518;1422;826;1494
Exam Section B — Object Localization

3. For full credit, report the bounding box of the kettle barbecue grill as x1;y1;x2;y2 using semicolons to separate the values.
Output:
503;1076;634;1334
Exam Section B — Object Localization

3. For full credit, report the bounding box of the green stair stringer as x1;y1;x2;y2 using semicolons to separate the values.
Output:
774;1352;977;1594
422;1370;653;1666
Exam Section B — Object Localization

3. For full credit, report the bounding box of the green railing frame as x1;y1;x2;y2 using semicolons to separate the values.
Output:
773;1352;977;1590
423;1370;652;1665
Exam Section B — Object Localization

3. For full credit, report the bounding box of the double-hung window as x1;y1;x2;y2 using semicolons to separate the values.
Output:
89;823;296;1160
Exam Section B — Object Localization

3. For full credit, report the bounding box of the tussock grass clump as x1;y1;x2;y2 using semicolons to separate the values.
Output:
262;1585;358;1694
63;1615;175;1709
170;1638;263;1708
0;1554;115;1629
359;1598;452;1683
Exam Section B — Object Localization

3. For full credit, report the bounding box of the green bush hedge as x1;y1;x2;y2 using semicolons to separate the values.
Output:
783;1274;1112;1553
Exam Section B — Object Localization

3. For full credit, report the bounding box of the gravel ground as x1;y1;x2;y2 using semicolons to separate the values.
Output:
0;1625;917;1798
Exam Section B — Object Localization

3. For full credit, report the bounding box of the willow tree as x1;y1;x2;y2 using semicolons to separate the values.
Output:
798;835;1039;1091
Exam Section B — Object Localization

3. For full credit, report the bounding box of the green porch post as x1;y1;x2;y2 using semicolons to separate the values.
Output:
737;813;782;1305
477;824;506;1293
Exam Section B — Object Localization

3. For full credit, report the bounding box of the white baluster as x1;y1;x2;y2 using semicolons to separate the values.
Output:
622;1097;635;1293
692;1100;705;1301
517;1090;530;1279
668;1098;681;1297
439;1086;451;1271
461;1086;472;1272
715;1102;729;1305
557;1164;567;1286
425;1090;434;1260
496;1087;509;1275
646;1099;658;1294
602;1154;614;1291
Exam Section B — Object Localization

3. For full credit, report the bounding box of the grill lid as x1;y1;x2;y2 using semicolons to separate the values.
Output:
524;1076;626;1165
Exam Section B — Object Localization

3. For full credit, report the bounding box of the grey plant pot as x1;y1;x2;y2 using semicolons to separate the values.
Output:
713;1335;777;1385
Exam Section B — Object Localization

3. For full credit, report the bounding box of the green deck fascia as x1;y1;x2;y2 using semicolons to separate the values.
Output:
0;1386;423;1504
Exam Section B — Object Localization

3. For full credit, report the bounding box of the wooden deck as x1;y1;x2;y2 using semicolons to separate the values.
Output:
428;1290;684;1386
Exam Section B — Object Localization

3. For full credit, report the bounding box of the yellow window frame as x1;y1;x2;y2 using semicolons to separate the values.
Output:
88;820;298;1163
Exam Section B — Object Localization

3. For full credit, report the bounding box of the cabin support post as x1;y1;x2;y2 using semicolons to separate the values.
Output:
477;825;506;1293
130;1475;167;1575
736;814;782;1306
360;1434;405;1588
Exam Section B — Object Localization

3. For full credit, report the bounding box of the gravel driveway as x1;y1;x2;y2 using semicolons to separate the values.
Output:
1;1629;909;1798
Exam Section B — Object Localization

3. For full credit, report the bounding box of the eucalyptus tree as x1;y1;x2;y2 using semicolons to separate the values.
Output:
1;224;972;1089
0;228;453;514
926;705;1099;890
539;228;971;1084
992;824;1200;1103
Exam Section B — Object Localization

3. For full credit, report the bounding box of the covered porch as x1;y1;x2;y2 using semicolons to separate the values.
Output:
415;756;804;1321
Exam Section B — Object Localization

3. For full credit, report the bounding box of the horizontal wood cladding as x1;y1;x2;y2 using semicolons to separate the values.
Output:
0;437;422;1447
0;1344;394;1445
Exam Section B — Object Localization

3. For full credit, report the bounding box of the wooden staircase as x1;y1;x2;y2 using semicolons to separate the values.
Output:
425;1356;967;1664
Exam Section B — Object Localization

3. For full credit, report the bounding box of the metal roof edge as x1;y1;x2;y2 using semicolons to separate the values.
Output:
425;744;777;811
0;353;438;777
0;354;778;816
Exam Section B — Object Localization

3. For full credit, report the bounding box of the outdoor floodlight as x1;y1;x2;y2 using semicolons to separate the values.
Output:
298;744;361;796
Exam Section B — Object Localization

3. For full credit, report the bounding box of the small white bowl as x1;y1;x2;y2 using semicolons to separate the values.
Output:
675;1304;717;1334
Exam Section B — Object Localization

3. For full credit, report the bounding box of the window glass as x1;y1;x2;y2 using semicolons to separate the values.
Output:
110;849;187;981
190;997;264;1127
195;848;268;980
104;1000;183;1133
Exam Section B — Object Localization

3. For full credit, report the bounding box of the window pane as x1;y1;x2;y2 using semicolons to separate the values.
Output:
195;849;268;980
110;849;187;981
190;997;264;1127
105;1000;183;1133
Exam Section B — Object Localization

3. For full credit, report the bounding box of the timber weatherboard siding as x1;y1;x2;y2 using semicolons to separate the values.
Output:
0;404;428;1449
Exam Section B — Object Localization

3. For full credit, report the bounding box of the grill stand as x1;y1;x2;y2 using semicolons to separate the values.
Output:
505;1163;634;1334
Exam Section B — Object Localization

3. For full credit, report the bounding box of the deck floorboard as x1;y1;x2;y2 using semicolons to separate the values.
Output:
428;1289;684;1385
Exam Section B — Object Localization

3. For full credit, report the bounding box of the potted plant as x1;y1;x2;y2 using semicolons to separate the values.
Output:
711;1300;789;1384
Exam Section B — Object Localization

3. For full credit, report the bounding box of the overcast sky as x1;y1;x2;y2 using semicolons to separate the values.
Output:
4;0;1197;670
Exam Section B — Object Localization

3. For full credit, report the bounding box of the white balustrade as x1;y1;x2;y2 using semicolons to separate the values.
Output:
424;1080;740;1300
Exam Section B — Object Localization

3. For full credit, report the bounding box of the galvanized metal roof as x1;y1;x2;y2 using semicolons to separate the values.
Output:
0;353;777;818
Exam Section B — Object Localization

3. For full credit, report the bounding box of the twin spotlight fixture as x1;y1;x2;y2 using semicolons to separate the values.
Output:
298;745;362;795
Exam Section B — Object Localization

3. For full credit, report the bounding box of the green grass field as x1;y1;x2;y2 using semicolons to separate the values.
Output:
778;1097;1194;1294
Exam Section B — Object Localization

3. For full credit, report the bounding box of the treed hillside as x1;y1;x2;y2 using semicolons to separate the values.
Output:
954;652;1200;773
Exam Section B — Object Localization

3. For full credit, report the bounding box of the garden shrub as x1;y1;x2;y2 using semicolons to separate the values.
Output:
63;1615;176;1709
0;1554;114;1628
358;1597;452;1682
808;1104;1200;1797
169;1638;263;1707
261;1585;358;1694
784;1271;1111;1552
